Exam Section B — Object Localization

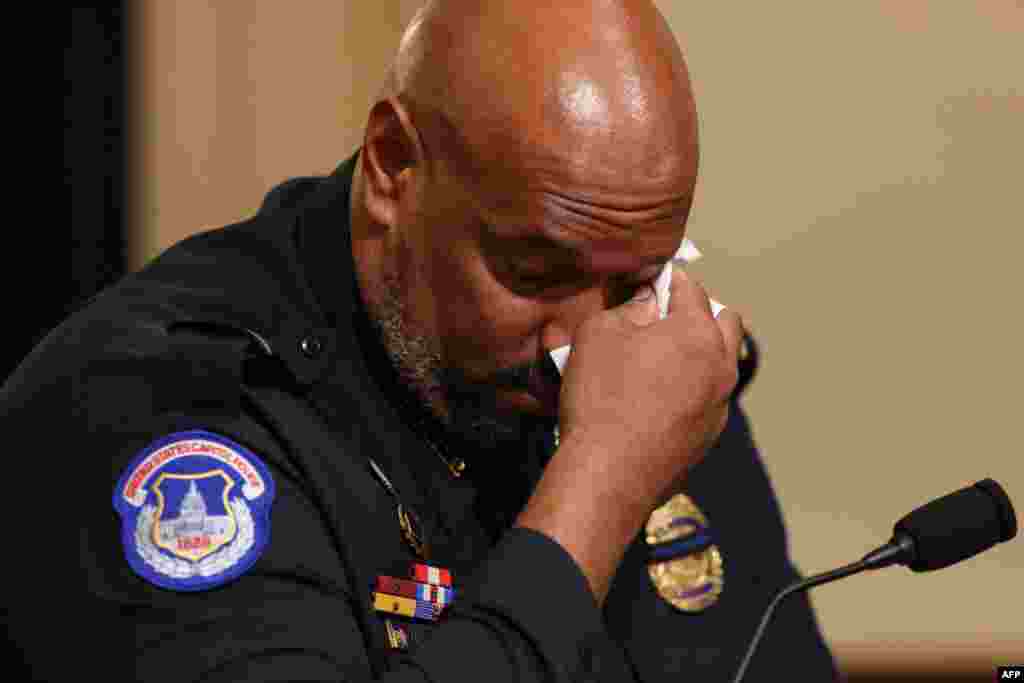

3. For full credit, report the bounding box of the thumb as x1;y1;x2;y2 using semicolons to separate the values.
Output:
622;285;658;326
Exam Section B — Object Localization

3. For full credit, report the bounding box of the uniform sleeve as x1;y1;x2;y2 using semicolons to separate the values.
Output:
2;331;368;680
1;320;637;683
406;526;638;682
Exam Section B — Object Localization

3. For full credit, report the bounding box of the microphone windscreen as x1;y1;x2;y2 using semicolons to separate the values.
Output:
974;478;1017;541
894;479;1017;572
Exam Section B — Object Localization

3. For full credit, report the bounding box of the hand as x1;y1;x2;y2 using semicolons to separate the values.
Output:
557;265;744;507
516;265;743;604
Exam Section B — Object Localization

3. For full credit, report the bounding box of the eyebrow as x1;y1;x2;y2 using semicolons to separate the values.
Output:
507;230;670;278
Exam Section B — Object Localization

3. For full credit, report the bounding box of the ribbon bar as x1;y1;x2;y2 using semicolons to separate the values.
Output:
375;575;456;605
373;592;438;622
411;562;453;587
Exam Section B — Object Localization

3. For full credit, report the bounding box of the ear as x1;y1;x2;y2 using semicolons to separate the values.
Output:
359;97;425;229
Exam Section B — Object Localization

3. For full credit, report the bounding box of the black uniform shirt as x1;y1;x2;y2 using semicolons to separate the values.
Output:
2;150;837;682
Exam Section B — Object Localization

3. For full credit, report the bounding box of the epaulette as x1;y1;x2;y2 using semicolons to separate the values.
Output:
164;320;299;394
258;176;324;215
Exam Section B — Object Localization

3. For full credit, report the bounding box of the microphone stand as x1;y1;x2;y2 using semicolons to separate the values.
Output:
730;535;914;683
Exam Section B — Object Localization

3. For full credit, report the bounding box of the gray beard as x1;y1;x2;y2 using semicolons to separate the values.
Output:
438;365;536;454
364;275;545;458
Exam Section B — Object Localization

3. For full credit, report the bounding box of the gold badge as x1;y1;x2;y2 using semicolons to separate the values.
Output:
645;492;724;612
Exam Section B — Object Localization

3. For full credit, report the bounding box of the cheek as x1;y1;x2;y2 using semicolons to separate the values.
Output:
433;242;543;363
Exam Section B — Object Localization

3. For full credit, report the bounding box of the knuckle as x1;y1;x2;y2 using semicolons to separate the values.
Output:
576;315;605;337
702;320;728;353
678;324;724;369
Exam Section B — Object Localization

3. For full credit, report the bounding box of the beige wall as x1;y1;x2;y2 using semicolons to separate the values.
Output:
127;1;406;267
128;1;1024;672
659;0;1024;670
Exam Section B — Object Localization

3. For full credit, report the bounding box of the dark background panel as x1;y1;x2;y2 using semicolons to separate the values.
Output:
39;5;125;381
7;3;124;672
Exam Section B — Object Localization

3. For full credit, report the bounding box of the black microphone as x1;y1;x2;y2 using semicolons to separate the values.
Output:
730;478;1017;683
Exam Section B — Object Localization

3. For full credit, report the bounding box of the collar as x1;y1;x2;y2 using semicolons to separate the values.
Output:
293;151;460;465
293;150;362;338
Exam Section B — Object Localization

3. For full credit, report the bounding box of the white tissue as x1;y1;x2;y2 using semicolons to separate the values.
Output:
547;238;724;375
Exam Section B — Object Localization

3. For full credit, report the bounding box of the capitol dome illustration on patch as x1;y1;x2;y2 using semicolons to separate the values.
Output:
114;431;276;591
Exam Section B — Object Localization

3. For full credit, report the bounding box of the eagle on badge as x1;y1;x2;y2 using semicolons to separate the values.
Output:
113;430;275;591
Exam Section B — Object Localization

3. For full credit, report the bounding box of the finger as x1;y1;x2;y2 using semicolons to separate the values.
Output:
667;263;714;318
619;284;660;327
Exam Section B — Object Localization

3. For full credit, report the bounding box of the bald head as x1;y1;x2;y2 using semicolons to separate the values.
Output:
350;0;702;449
379;0;698;190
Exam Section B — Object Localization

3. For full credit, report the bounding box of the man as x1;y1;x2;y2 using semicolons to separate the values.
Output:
5;0;836;680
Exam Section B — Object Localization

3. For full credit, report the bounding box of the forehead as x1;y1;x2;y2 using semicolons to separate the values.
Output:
458;145;695;273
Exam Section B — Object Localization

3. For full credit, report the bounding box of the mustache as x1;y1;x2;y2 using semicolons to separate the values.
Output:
490;364;533;389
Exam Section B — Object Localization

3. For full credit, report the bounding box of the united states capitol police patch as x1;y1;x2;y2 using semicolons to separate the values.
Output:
112;430;275;591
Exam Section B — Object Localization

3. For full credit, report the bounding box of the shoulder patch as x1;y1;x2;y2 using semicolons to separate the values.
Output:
112;430;276;591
